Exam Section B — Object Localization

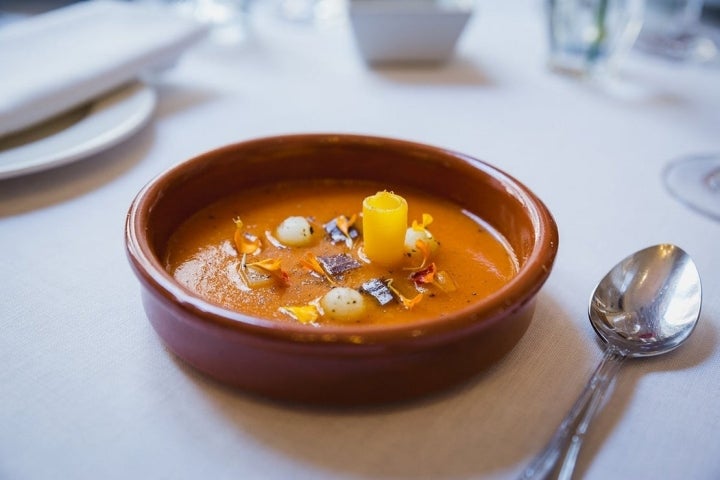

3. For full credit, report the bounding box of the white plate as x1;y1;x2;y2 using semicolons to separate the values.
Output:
0;82;156;180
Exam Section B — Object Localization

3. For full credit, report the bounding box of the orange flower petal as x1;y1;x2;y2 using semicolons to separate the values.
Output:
248;258;281;271
386;279;423;310
335;214;357;248
411;213;433;231
300;252;338;286
235;231;261;254
404;239;432;272
401;292;423;309
247;258;289;286
336;214;356;237
239;254;273;289
279;305;320;324
233;217;261;254
300;252;325;276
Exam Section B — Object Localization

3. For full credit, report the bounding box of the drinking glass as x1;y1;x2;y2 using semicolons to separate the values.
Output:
635;0;718;61
663;153;720;221
275;0;346;25
143;0;253;43
546;0;644;76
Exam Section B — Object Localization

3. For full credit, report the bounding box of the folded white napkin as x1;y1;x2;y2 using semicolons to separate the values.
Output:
0;0;208;137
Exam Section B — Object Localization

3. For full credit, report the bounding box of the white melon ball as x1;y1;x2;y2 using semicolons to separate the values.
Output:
275;216;315;247
404;227;440;260
320;287;367;322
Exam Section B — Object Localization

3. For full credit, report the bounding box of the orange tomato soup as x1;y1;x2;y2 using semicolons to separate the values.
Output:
164;180;518;326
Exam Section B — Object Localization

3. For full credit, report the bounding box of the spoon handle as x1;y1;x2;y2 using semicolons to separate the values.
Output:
519;346;626;480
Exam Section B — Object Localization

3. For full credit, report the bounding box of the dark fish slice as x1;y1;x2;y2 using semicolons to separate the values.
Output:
317;254;362;276
324;218;359;244
360;278;395;306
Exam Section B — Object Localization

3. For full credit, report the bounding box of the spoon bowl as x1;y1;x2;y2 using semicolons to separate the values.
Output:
521;244;701;480
590;244;701;357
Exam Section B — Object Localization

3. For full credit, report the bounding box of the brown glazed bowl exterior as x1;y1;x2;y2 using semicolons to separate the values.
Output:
125;134;559;406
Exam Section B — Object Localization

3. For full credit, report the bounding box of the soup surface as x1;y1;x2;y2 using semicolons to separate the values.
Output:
165;180;518;326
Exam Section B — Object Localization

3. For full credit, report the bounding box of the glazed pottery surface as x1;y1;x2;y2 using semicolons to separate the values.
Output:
125;134;559;405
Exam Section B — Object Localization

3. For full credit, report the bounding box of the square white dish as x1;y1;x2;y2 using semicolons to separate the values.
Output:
349;0;474;65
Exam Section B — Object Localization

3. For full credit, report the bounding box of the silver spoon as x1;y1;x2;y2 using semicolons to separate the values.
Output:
520;244;702;480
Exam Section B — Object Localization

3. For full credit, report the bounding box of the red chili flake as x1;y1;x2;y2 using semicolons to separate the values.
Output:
411;262;437;285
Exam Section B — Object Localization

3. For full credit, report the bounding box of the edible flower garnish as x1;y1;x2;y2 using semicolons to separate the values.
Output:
410;262;437;285
412;213;433;232
386;279;423;309
410;263;457;293
337;214;358;248
300;252;338;286
238;254;272;289
233;217;262;255
402;213;437;271
246;257;290;287
404;239;432;271
279;304;320;324
336;214;356;238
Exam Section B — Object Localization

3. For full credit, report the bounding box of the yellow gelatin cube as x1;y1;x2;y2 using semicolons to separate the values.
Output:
362;191;408;266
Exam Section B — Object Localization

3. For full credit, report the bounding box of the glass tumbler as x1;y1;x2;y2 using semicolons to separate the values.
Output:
636;0;716;62
546;0;644;76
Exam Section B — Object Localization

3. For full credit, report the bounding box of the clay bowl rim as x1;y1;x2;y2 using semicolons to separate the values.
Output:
125;133;558;348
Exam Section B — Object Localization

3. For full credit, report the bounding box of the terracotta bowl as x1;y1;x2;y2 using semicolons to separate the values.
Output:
125;134;559;406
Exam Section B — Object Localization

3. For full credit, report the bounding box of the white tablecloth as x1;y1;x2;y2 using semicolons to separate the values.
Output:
2;1;719;479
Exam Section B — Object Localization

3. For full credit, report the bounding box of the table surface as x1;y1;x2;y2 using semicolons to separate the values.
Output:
2;1;719;479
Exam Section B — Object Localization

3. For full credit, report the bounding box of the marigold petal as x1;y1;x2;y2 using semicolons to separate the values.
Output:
411;213;433;231
300;252;325;276
422;213;433;228
247;258;290;286
233;217;262;255
334;214;357;249
401;292;424;309
336;214;357;237
238;254;274;289
248;258;282;271
235;231;261;254
279;305;319;324
386;279;423;310
403;239;432;272
300;252;338;286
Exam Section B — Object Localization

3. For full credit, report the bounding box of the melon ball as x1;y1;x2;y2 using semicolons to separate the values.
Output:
320;287;367;322
275;216;315;247
404;227;440;260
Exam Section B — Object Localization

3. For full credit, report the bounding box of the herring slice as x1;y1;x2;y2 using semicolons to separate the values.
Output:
317;253;362;277
324;217;359;244
360;278;394;306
